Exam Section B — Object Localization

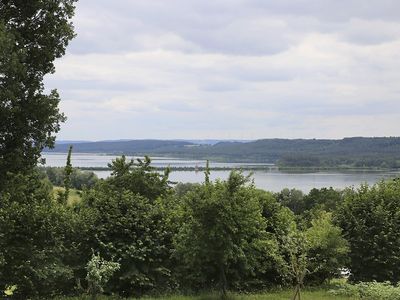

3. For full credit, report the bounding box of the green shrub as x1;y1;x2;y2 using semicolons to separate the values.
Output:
330;281;400;300
86;253;120;299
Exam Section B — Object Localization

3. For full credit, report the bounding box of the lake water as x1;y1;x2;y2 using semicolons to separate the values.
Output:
42;153;400;193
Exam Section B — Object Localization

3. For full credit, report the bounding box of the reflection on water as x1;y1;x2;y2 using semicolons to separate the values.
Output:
42;153;400;193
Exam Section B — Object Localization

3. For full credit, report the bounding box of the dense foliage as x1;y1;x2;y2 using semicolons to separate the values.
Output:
174;172;280;294
40;166;99;190
80;156;174;297
2;157;400;298
0;172;82;297
336;179;400;282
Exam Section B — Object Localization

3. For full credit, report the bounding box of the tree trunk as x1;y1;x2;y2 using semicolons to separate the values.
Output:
292;284;301;300
219;263;228;299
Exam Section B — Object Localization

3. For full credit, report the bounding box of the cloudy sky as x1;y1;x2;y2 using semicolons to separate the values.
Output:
45;0;400;141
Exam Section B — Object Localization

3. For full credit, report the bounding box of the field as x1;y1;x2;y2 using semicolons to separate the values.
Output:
53;186;82;205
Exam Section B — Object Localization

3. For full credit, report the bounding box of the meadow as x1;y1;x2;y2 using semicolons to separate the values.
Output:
56;290;356;300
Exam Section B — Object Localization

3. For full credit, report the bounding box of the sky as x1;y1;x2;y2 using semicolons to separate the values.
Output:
45;0;400;141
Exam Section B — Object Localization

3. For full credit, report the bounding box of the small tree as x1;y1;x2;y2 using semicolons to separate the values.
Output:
284;232;311;300
283;212;348;300
86;252;120;300
59;146;73;204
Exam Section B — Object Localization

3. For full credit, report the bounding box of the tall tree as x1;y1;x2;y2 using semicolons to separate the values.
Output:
0;0;76;187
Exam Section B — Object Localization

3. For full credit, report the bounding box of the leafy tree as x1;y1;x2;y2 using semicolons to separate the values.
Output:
303;187;343;213
282;212;348;299
81;156;174;296
174;182;200;198
106;155;171;201
305;211;349;283
336;179;400;282
82;190;173;296
174;171;278;296
256;189;297;287
0;173;81;297
40;166;99;190
275;188;305;215
0;0;76;187
283;231;310;300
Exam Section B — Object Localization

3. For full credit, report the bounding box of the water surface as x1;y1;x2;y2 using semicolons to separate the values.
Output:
42;153;400;193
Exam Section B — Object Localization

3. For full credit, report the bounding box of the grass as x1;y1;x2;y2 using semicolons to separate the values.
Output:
56;289;358;300
53;186;82;205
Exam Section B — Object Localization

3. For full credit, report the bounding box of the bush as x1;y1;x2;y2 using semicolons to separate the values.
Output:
330;281;400;300
86;253;120;299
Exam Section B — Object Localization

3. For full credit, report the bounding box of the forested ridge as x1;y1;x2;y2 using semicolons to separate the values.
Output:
48;137;400;168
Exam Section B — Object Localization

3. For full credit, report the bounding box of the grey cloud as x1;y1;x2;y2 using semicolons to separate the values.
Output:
69;0;400;56
69;1;296;55
46;78;147;92
50;0;400;140
200;80;242;92
249;0;400;22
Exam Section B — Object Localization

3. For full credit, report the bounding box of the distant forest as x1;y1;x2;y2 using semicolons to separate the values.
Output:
47;137;400;169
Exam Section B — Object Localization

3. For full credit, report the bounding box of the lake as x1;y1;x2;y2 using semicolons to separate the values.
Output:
42;153;400;193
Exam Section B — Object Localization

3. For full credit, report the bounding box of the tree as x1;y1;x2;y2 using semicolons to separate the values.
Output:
283;231;310;300
61;145;73;204
275;188;305;215
256;189;297;287
106;155;171;201
40;166;99;190
0;172;82;297
303;187;343;213
81;156;174;296
282;212;348;300
0;0;76;187
174;171;278;296
305;211;349;283
336;179;400;282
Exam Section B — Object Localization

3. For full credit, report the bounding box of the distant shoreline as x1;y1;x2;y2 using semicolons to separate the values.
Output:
39;165;400;173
